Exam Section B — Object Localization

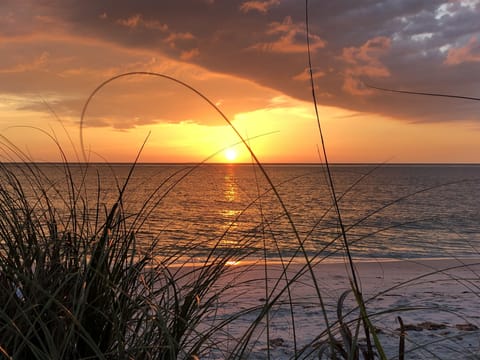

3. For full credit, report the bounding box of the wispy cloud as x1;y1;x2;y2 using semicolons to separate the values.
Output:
240;0;280;14
342;36;391;95
445;36;480;65
180;48;200;60
116;14;168;31
292;67;325;81
249;16;325;53
0;51;50;74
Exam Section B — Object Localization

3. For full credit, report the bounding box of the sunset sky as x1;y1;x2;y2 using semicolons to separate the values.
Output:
0;0;479;163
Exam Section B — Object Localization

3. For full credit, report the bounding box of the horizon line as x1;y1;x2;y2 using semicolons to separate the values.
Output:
3;161;480;166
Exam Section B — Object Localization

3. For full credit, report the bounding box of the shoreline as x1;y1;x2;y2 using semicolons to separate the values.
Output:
169;255;480;268
193;257;480;358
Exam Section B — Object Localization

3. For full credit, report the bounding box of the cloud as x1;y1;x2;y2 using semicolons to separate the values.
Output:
1;0;480;127
164;31;195;49
240;0;280;14
180;48;200;60
445;36;480;64
0;30;284;129
0;51;50;74
341;36;391;95
249;16;326;53
292;67;325;81
116;14;169;31
116;14;142;28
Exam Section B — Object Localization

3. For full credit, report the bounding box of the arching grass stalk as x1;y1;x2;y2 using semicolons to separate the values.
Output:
305;1;384;358
80;71;334;357
79;73;311;271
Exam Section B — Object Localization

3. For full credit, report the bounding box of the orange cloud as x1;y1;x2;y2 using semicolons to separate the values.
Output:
293;67;325;81
0;51;50;74
116;14;168;31
239;0;280;14
164;31;195;49
115;14;195;52
341;36;391;95
250;16;326;53
180;48;200;60
444;36;480;65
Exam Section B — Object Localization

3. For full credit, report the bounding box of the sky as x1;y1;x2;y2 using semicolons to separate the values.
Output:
0;0;479;163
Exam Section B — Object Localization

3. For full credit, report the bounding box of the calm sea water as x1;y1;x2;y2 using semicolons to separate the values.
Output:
11;163;480;264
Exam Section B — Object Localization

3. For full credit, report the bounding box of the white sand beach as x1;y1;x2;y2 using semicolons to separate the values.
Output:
195;258;480;359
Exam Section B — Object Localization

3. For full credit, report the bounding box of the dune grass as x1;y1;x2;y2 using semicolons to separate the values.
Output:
0;159;282;359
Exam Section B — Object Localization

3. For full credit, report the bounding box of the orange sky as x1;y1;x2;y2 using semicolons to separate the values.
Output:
0;1;479;163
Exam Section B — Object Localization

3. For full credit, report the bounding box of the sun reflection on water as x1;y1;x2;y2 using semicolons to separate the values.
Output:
225;260;240;266
220;166;243;248
221;166;242;219
223;167;237;202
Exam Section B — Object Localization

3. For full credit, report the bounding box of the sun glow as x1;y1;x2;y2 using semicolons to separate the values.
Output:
224;148;238;162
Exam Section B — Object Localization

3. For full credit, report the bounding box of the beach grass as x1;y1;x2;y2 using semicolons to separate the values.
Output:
0;158;266;359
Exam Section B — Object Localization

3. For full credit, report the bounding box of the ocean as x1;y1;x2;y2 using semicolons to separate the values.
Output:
8;163;480;264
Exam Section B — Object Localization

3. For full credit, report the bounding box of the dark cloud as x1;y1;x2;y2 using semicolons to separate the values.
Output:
1;0;480;125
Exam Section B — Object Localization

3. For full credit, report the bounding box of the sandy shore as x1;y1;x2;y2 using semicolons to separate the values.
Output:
193;258;480;359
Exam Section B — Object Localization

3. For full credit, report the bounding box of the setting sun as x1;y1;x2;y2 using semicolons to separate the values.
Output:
224;148;238;162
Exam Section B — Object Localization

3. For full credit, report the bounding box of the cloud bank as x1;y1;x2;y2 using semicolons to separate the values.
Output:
0;0;479;129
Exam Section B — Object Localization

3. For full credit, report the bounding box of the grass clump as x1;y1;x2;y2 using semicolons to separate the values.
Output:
0;160;239;359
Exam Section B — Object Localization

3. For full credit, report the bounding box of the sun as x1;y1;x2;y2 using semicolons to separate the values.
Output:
224;148;237;162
